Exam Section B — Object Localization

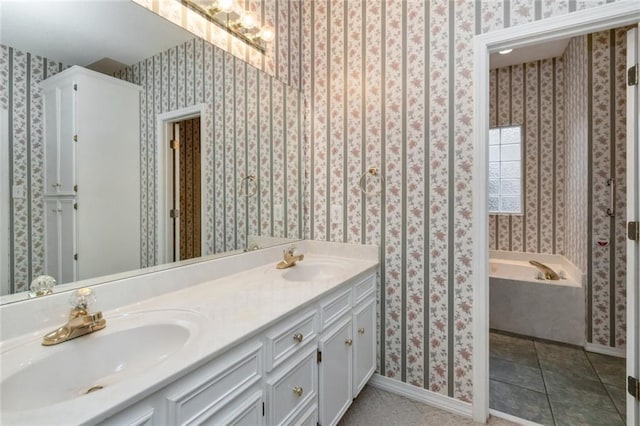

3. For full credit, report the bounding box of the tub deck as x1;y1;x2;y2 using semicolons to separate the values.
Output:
489;251;585;346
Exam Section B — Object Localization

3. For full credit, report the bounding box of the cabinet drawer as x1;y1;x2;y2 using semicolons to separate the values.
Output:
165;342;262;425
353;274;376;306
320;288;352;331
265;309;318;372
207;391;263;426
291;402;318;426
266;348;317;426
98;403;154;426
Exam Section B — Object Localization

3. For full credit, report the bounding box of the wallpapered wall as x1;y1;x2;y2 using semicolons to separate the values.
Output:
116;37;303;268
301;0;620;402
583;28;628;348
564;36;589;275
0;45;68;293
488;59;566;255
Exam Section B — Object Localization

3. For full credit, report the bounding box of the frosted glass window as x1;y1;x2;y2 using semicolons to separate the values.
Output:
488;126;523;214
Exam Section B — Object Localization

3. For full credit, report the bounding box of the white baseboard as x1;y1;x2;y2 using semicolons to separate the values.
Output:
584;342;626;358
490;409;543;426
368;374;472;418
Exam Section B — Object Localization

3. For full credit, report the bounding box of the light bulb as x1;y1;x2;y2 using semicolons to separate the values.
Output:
216;0;235;14
240;11;257;29
499;49;513;55
258;24;275;42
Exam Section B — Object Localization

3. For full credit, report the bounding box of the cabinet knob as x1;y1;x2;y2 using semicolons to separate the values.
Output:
293;333;304;343
345;338;353;346
292;386;304;397
358;327;365;334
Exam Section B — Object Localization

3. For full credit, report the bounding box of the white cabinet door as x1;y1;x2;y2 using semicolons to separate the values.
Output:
318;317;352;426
216;391;263;426
44;83;76;195
44;199;60;281
352;298;376;398
57;82;76;194
44;198;75;284
59;198;76;283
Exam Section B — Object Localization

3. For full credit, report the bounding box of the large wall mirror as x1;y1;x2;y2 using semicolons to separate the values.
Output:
0;1;303;303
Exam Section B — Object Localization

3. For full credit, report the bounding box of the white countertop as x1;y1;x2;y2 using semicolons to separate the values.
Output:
0;241;378;425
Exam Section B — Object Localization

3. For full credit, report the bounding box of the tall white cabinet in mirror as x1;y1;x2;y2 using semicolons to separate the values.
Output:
41;66;141;284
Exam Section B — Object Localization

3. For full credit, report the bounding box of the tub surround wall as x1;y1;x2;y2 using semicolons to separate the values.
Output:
489;59;566;255
0;46;69;293
116;37;304;268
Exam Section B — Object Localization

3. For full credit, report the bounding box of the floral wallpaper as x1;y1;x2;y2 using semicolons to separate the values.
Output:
303;0;622;402
588;28;629;348
117;37;304;267
0;45;68;293
564;36;589;275
562;29;629;349
488;59;566;255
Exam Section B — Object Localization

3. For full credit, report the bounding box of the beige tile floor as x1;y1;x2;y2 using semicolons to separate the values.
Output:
339;385;516;426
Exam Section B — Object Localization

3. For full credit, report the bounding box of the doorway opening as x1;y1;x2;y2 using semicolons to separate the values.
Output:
170;116;201;262
473;4;640;424
157;104;207;265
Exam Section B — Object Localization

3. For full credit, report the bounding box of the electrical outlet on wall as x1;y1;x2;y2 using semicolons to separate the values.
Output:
12;184;25;199
331;204;343;224
274;204;284;221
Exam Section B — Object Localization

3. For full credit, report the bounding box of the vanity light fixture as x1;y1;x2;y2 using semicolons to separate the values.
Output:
499;48;513;55
180;0;274;53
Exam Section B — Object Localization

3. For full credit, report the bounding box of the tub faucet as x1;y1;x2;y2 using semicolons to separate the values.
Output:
529;260;560;280
42;288;106;346
277;246;304;269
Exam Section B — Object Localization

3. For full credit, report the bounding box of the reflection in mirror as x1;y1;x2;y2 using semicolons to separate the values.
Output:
0;1;303;302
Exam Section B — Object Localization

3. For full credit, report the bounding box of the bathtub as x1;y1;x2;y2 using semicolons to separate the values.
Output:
489;250;585;346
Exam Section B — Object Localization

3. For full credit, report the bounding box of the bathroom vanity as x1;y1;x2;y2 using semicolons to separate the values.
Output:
0;241;378;426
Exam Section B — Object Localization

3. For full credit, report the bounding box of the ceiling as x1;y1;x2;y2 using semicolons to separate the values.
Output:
0;1;195;70
490;38;571;69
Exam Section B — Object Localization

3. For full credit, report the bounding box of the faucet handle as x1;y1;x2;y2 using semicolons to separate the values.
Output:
29;275;56;298
69;287;96;311
285;246;297;256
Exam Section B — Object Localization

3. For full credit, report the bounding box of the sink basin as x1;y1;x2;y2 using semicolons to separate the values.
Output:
0;309;204;412
281;260;346;282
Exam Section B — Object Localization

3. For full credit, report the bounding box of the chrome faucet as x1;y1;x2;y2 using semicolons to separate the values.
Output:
529;260;560;280
277;246;304;269
42;288;106;346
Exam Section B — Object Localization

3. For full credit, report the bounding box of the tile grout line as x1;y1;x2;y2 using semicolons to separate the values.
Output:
532;339;558;426
584;351;626;423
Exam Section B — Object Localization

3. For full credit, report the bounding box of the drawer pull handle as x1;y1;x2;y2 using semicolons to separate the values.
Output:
358;327;365;334
293;333;304;343
293;386;304;397
345;338;353;346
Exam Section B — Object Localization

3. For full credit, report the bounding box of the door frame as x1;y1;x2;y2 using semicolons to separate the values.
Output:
472;2;640;422
627;23;640;426
1;109;9;295
156;104;207;265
